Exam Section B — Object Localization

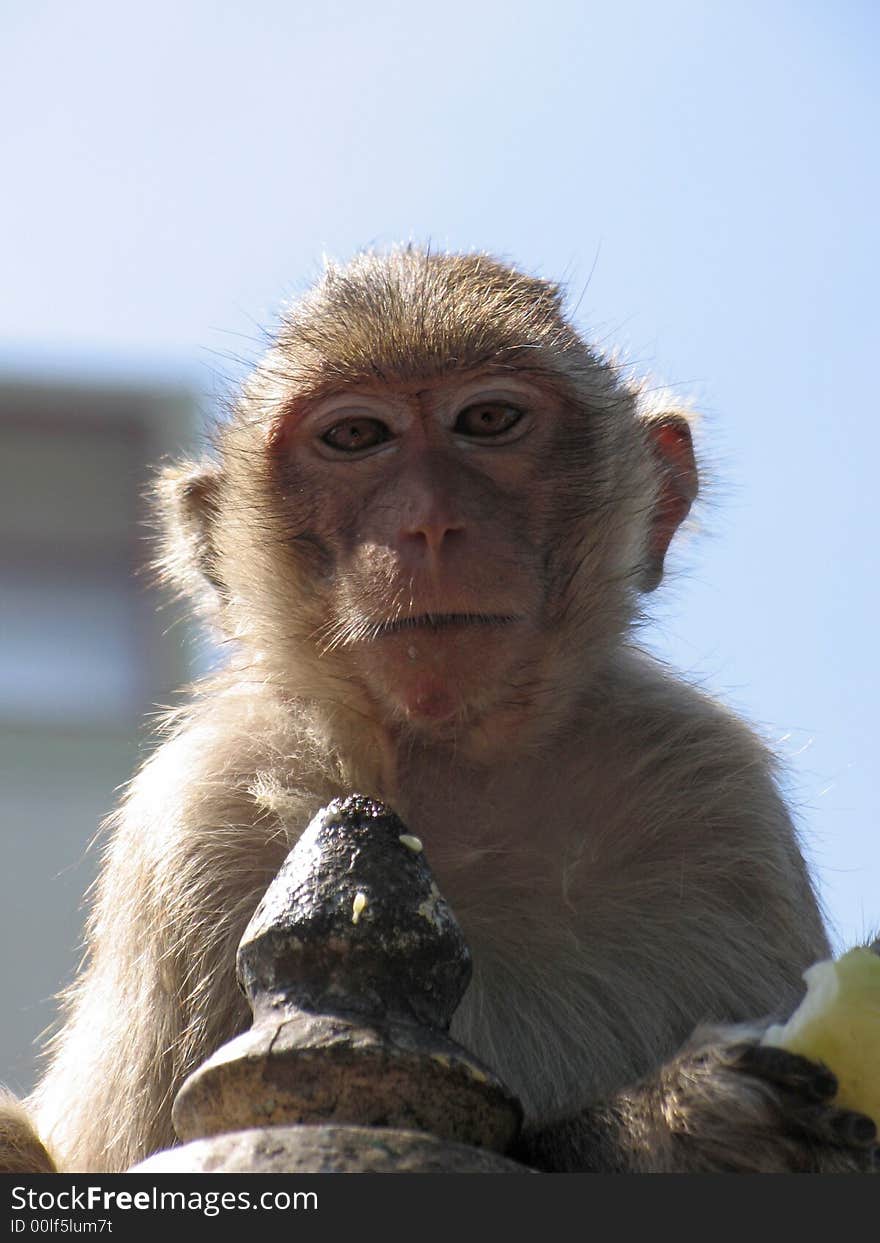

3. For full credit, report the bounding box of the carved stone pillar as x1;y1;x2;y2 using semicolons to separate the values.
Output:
134;796;530;1173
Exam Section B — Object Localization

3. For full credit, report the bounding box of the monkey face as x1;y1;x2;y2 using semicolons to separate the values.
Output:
269;372;562;730
162;252;696;746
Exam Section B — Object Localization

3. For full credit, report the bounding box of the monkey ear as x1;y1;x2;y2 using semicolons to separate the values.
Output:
640;414;698;592
153;459;225;609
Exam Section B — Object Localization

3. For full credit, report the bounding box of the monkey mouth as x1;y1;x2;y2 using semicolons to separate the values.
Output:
375;612;522;636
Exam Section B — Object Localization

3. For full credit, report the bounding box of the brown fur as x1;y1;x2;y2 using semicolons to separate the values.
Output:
0;1091;56;1174
1;248;850;1173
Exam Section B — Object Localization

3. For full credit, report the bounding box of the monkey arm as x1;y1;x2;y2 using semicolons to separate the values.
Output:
514;1029;879;1173
28;708;317;1173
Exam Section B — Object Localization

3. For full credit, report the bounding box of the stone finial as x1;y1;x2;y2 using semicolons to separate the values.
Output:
237;795;472;1030
136;796;527;1172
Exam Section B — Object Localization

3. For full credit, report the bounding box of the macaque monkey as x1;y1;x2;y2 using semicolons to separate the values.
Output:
2;248;876;1174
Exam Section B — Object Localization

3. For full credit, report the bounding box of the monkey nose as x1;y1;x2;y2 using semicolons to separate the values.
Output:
398;520;465;560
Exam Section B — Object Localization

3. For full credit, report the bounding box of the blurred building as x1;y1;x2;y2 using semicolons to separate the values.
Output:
0;376;201;1094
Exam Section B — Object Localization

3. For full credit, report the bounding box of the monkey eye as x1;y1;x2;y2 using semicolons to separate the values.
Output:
320;417;392;453
454;402;524;439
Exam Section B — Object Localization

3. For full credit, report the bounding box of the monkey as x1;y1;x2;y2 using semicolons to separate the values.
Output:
2;247;876;1174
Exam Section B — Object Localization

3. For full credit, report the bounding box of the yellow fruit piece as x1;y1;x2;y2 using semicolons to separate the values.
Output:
762;947;880;1128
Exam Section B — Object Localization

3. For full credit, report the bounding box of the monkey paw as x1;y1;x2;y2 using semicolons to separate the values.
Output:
658;1036;879;1173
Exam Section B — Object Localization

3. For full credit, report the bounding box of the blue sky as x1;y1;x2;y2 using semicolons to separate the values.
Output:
2;0;878;952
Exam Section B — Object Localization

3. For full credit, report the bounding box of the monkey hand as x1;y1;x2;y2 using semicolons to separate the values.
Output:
676;1036;879;1173
515;1029;879;1173
638;1031;878;1173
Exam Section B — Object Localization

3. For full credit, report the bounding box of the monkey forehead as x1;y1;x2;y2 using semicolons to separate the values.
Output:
245;248;619;413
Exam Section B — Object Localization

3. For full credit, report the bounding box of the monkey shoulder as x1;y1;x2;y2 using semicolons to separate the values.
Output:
129;681;336;823
584;647;801;844
94;681;348;951
563;650;829;997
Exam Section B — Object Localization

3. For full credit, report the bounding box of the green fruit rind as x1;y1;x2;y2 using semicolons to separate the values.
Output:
762;947;880;1127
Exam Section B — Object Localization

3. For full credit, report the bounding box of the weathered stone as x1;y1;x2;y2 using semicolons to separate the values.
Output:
144;796;530;1173
134;1125;533;1174
172;1011;518;1150
237;795;471;1028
